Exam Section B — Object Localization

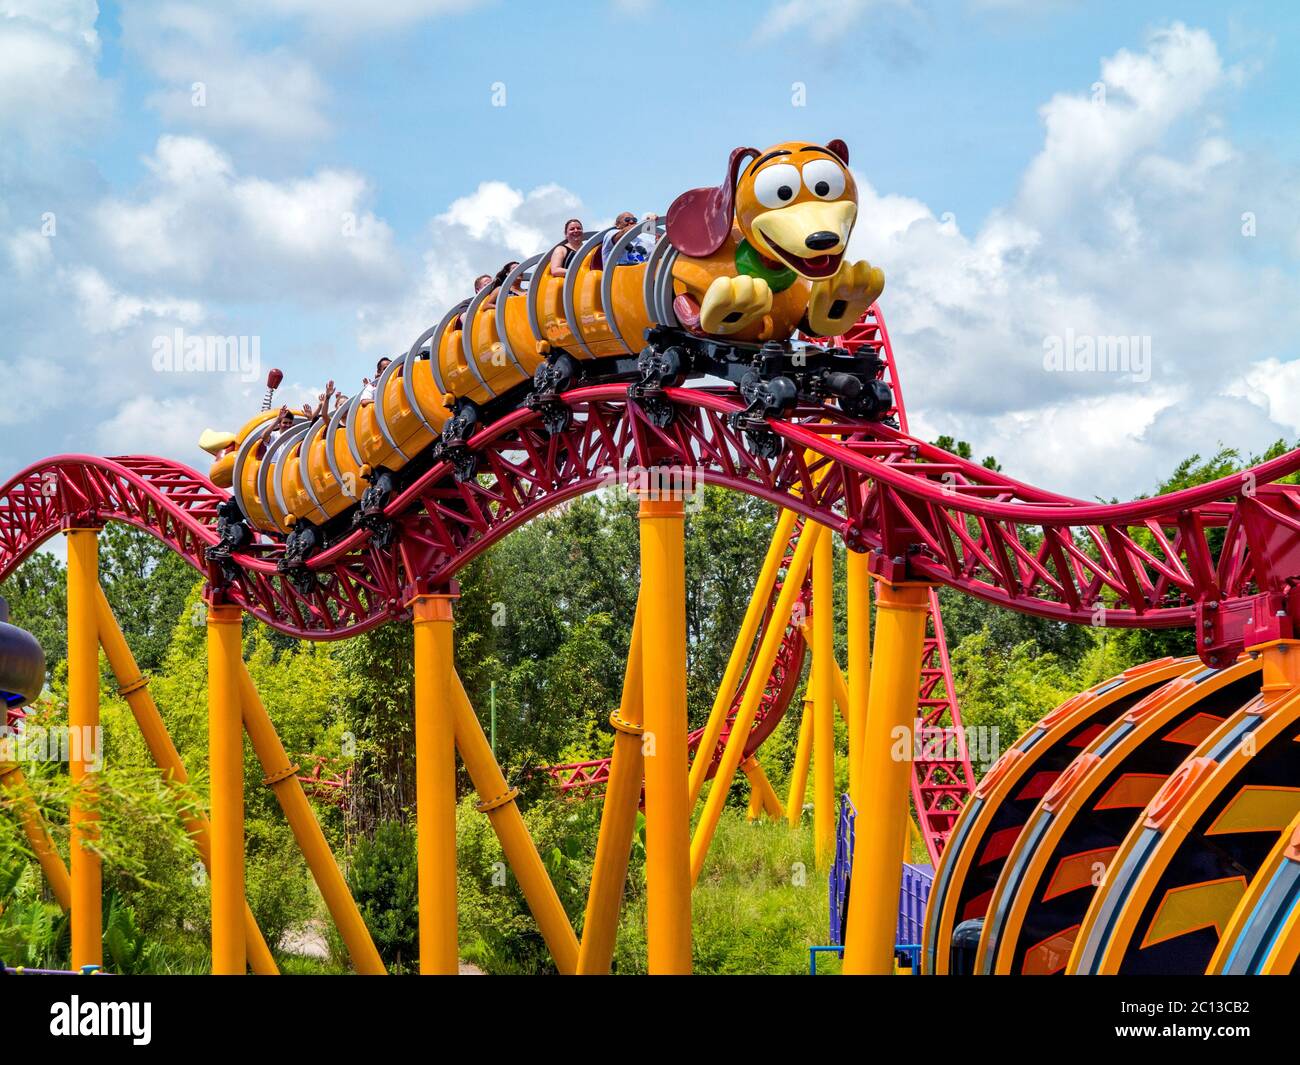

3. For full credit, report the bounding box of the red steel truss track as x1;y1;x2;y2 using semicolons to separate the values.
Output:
912;588;973;857
837;309;974;858
5;388;1300;659
4;311;1299;859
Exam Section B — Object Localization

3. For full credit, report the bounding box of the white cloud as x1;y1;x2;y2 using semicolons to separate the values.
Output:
244;0;487;32
357;179;585;354
968;0;1072;9
123;3;330;144
1229;358;1300;437
753;0;914;44
0;262;226;445
1018;23;1228;222
3;0;98;42
70;266;204;334
845;22;1300;497
120;1;498;144
0;214;270;472
6;230;54;278
911;388;1292;504
0;0;111;142
94;393;254;460
94;135;403;303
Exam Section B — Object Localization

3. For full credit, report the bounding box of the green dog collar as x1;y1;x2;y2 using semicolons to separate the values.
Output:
734;240;797;294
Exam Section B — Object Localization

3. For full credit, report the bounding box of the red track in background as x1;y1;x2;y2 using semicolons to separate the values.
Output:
544;519;810;800
836;309;974;858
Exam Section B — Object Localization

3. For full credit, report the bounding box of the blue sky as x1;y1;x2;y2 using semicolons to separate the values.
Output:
3;0;1300;503
81;3;1300;238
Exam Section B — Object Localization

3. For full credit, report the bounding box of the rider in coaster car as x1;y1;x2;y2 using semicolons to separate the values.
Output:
548;219;585;277
359;358;391;406
601;211;658;268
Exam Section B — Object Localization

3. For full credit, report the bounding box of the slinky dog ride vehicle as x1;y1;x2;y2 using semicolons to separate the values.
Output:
195;139;892;582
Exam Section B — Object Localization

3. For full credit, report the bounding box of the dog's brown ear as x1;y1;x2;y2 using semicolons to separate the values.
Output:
827;139;849;165
666;145;758;258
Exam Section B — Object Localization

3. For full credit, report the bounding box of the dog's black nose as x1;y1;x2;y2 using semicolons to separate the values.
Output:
804;231;839;251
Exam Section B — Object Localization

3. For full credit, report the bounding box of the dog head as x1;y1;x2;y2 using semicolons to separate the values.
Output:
199;411;276;488
666;139;856;280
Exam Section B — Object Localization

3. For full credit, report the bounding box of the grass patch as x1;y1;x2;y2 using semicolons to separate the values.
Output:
614;809;834;975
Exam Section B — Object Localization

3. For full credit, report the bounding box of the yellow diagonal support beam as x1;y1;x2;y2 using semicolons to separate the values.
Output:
95;587;277;975
577;603;643;974
688;509;798;809
693;523;821;882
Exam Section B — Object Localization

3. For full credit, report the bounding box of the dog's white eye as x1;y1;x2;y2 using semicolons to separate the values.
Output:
802;159;846;200
753;163;801;209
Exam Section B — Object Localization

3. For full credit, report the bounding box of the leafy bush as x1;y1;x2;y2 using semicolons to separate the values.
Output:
103;890;164;975
457;792;607;974
245;819;317;954
0;860;68;969
346;821;419;973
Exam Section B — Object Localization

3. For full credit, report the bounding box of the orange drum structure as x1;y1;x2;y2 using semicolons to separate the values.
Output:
927;642;1300;975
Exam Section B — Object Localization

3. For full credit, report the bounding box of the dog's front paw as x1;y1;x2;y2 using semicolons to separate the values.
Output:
699;274;773;335
807;260;885;337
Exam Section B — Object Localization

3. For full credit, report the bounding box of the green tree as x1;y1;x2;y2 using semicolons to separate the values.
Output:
931;435;1001;472
0;549;67;672
98;524;198;674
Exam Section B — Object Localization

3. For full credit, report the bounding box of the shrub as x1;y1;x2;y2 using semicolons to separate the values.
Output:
346;821;419;973
457;792;608;974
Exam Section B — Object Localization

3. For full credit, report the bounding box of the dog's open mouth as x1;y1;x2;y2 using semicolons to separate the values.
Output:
768;246;842;280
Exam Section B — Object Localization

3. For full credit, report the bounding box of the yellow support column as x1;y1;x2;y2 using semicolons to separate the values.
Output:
847;551;871;809
95;589;278;975
740;756;784;821
638;493;691;974
65;526;101;970
688;509;798;808
412;591;459;975
904;817;921;863
786;692;814;827
206;599;245;975
831;661;852;724
0;763;72;910
449;674;579;974
694;524;821;875
812;532;836;869
842;578;931;975
577;605;644;974
236;666;386;975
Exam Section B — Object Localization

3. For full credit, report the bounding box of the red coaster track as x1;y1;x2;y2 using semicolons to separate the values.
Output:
6;390;1299;650
4;309;1299;859
838;309;975;858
